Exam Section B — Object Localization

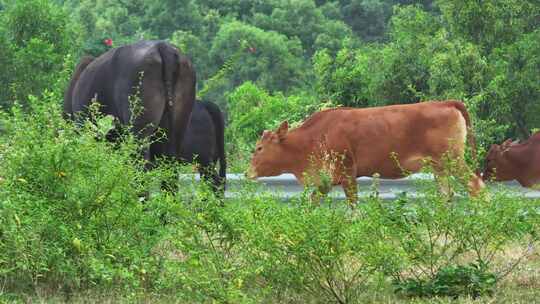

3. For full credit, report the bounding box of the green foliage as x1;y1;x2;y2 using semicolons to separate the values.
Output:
251;0;354;55
68;0;147;40
0;92;252;300
209;21;308;94
232;195;372;303
151;185;257;303
0;25;12;106
482;29;540;139
227;82;330;148
438;0;540;53
360;168;539;299
143;0;204;39
395;262;497;298
339;0;436;41
4;0;72;49
314;46;381;107
0;94;168;292
0;0;78;106
314;5;441;107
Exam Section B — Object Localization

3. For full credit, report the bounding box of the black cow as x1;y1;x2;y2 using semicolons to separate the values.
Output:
176;100;226;196
64;40;196;165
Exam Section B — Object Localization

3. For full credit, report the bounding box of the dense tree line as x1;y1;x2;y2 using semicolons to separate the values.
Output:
0;0;539;152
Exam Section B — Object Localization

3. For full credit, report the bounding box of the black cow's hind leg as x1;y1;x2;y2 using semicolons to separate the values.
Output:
199;164;224;204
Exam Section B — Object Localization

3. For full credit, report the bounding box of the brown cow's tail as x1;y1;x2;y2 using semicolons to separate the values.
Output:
451;101;480;175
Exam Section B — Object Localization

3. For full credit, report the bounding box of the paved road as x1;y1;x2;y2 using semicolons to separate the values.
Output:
180;173;540;200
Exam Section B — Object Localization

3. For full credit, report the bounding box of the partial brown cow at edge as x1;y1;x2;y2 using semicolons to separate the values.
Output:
483;132;540;188
247;100;485;205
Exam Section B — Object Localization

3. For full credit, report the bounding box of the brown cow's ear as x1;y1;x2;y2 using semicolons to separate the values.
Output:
501;139;514;153
276;121;289;141
502;139;513;147
488;144;500;156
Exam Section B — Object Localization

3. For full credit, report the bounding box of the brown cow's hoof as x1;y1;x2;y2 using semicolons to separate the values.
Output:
468;175;485;197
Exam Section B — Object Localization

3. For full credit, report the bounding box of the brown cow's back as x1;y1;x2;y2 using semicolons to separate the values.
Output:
288;101;468;179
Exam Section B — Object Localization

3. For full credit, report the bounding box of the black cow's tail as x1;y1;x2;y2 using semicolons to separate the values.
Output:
157;42;180;157
202;100;227;186
157;42;179;106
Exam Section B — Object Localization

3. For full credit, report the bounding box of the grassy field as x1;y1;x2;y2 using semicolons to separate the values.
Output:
5;250;539;304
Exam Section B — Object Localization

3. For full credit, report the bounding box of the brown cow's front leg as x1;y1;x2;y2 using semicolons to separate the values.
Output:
341;154;358;207
454;157;485;197
310;186;329;206
434;157;485;198
341;177;358;208
339;158;358;207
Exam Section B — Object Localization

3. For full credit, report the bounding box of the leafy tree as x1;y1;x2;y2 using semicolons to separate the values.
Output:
483;30;540;139
438;0;540;53
314;5;441;106
251;0;353;55
68;0;149;47
0;19;11;106
197;0;270;18
336;0;436;42
142;0;204;38
208;21;308;95
227;82;327;146
340;0;393;41
0;0;78;106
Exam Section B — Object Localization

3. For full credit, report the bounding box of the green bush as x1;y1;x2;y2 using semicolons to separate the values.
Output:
0;93;171;293
0;92;256;300
149;185;257;303
224;190;374;303
359;168;539;299
395;262;497;298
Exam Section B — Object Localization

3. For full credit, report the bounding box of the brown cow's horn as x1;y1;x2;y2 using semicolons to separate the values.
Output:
262;130;271;139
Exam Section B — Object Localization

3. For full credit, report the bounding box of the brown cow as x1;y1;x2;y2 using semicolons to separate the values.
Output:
483;132;540;188
247;101;484;204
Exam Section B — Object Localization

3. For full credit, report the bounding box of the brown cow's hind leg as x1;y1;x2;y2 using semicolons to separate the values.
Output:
467;173;485;196
454;157;485;197
433;156;484;198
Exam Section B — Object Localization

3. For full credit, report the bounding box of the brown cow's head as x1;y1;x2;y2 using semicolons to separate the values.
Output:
482;139;516;181
247;121;289;179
